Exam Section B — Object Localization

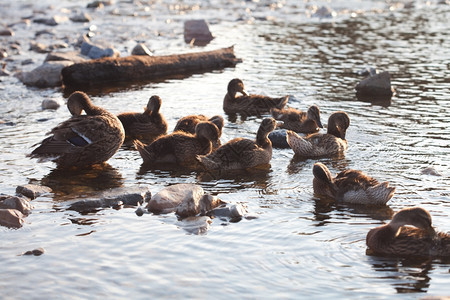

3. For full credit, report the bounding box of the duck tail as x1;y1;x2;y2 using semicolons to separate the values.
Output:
313;163;334;184
276;95;289;109
286;130;313;156
133;139;153;163
367;182;396;205
196;155;219;170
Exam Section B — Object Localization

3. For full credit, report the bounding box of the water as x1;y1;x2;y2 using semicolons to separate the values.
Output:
1;0;450;298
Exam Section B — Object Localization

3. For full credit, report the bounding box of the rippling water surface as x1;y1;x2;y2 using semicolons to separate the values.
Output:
1;0;449;298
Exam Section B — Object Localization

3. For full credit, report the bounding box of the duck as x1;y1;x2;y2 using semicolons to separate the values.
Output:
173;114;224;149
287;111;350;157
223;78;289;115
196;117;281;171
29;91;125;169
271;105;323;133
366;207;450;257
134;121;219;167
117;95;167;142
312;162;395;205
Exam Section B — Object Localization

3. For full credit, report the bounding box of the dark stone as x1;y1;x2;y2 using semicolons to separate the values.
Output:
0;28;14;36
33;16;68;26
41;99;61;110
23;248;45;256
207;203;247;222
45;51;87;64
131;43;152;56
184;20;214;46
16;184;52;200
29;41;49;53
355;71;394;106
80;41;120;59
269;129;290;149
70;13;92;23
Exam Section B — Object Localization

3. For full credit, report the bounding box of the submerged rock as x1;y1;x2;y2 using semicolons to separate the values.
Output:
176;216;212;235
0;209;24;228
0;195;33;215
45;51;88;64
421;166;442;176
269;129;290;149
355;71;394;98
16;60;73;87
80;40;120;59
23;247;45;256
207;203;247;222
184;20;214;46
16;184;52;200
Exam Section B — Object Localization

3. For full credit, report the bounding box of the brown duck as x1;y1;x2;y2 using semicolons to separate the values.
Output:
29;91;125;169
312;162;395;205
134;121;219;167
287;111;350;157
271;105;323;133
196;118;281;171
117;95;167;142
174;114;224;149
366;207;450;257
223;78;289;115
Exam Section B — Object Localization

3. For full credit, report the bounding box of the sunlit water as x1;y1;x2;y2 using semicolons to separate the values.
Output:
1;0;449;298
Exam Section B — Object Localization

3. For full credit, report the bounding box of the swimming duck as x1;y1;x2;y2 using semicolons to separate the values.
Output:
134;121;219;167
223;78;289;115
196;117;281;171
366;207;450;257
117;95;168;142
29;91;125;169
312;162;395;205
271;105;323;133
174;114;224;149
287;111;350;157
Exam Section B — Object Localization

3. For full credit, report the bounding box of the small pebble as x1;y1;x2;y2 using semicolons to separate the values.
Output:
23;248;45;256
42;99;61;110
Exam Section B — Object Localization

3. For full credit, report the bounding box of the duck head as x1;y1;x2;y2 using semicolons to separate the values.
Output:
145;95;162;115
307;105;323;128
67;91;94;116
208;115;225;136
327;111;350;139
227;78;248;99
390;207;436;237
195;121;220;142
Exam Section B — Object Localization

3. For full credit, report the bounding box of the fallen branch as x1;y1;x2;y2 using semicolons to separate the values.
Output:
62;46;241;88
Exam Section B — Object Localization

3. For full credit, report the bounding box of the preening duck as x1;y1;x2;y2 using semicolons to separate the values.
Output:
366;207;450;257
223;78;289;115
287;111;350;157
29;91;125;169
134;121;219;167
312;162;395;205
196;117;281;171
271;105;323;133
117;95;167;142
174;114;224;149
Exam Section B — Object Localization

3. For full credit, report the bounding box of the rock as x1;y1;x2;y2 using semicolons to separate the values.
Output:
68;187;151;213
356;67;378;77
87;1;113;8
80;40;120;59
176;194;223;218
30;41;49;53
421;167;442;176
21;59;34;65
135;206;147;216
45;51;87;64
16;60;73;87
176;216;212;235
184;20;214;46
23;248;45;256
41;99;61;110
0;209;24;228
70;13;92;23
312;6;335;18
207;203;247;222
33;16;69;26
0;48;7;59
269;129;290;149
0;195;33;215
355;71;394;98
147;184;204;214
0;28;14;36
16;184;52;200
131;43;152;56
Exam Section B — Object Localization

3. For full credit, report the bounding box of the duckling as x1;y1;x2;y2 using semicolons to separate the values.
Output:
134;121;219;167
366;207;450;257
271;105;323;133
174;114;224;149
223;78;289;115
312;162;395;205
196;117;281;171
29;91;125;169
287;111;350;157
117;95;167;142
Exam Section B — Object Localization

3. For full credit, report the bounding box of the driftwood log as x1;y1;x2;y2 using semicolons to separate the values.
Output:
62;46;240;89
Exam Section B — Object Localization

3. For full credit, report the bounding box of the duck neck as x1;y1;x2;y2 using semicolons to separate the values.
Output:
367;223;398;249
256;127;271;147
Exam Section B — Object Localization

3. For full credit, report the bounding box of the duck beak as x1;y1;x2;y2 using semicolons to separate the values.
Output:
276;121;284;128
241;89;249;96
427;226;437;238
317;119;324;128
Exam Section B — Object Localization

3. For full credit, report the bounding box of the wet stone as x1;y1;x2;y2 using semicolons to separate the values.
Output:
16;184;52;200
80;40;120;59
45;51;87;64
0;209;24;228
0;28;14;36
29;41;49;53
33;16;68;26
0;195;33;215
42;99;61;110
131;43;152;56
16;60;73;87
355;71;394;97
70;13;92;23
207;203;247;222
23;248;45;256
184;20;214;46
269;129;290;149
176;216;212;235
21;59;34;65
